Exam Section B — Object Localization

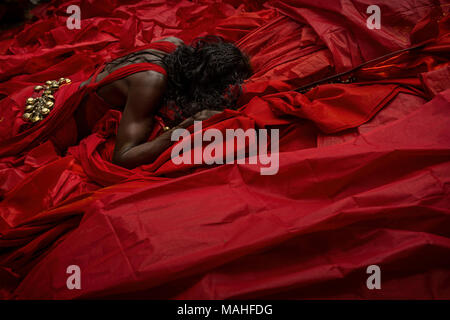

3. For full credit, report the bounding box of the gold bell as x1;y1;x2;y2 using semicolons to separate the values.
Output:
163;126;170;131
31;115;41;123
25;77;69;123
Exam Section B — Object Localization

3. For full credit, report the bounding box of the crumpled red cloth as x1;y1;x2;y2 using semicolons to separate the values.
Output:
0;0;449;299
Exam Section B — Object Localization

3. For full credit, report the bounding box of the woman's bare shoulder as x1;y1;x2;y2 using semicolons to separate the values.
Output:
126;69;167;88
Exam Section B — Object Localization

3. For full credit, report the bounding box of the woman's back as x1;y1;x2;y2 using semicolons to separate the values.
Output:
74;37;183;140
80;36;183;108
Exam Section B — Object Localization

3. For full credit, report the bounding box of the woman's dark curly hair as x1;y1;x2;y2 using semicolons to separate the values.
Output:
160;36;252;126
105;35;252;127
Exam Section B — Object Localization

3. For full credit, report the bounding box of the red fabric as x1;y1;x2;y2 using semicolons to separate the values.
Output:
0;0;449;299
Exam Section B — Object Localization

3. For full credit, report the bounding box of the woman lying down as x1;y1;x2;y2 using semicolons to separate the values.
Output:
14;35;253;169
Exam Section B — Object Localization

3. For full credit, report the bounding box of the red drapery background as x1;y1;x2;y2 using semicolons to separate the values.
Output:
0;0;449;299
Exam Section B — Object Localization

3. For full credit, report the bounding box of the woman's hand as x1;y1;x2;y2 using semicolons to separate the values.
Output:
172;109;223;131
193;109;223;121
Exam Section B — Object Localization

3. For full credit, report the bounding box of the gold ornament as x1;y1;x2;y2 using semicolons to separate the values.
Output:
31;115;41;123
23;78;72;123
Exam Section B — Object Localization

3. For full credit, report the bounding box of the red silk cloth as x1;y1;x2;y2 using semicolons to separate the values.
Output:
0;0;449;299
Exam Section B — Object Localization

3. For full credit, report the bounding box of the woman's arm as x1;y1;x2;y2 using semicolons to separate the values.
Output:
112;71;220;169
112;70;170;169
